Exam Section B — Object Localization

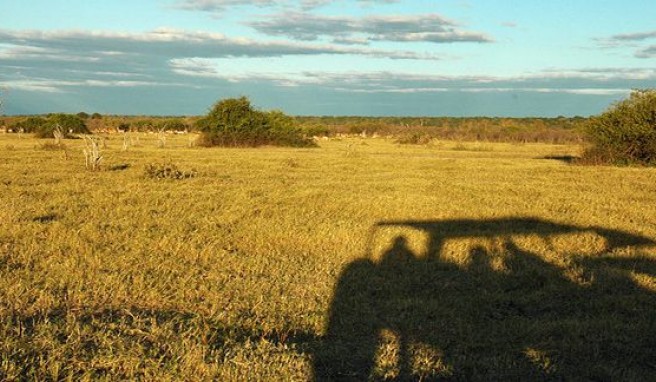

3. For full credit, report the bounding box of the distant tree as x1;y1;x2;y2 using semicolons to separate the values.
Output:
582;89;656;165
197;97;315;147
91;112;103;119
77;112;90;119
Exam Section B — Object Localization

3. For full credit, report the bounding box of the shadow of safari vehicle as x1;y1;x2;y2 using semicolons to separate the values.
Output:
314;218;656;381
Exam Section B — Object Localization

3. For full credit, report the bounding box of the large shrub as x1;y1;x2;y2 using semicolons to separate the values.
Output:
196;97;315;147
583;89;656;165
11;116;47;133
33;114;90;138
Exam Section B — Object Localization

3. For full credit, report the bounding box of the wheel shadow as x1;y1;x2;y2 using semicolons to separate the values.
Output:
313;218;656;380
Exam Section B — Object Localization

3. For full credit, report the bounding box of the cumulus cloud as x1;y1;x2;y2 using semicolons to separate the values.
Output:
250;12;492;44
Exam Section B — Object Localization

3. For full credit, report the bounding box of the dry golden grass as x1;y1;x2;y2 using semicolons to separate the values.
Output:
1;133;655;380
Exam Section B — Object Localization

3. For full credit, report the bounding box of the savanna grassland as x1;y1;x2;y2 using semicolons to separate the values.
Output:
1;133;655;380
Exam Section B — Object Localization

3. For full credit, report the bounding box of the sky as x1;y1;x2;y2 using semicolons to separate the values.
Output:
1;0;655;117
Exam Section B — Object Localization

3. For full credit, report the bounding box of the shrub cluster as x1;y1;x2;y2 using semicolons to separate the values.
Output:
144;161;197;180
582;89;656;165
12;114;90;138
196;97;315;147
10;116;47;134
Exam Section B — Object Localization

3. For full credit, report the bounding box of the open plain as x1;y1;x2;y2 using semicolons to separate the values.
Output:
1;133;655;380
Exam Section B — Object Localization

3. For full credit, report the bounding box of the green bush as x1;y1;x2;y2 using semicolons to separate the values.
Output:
197;97;315;147
33;114;90;138
11;116;47;133
583;90;656;165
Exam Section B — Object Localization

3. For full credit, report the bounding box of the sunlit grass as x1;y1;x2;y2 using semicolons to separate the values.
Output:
1;133;655;380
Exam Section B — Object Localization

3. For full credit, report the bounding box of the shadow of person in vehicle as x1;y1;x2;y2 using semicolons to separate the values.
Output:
313;218;656;381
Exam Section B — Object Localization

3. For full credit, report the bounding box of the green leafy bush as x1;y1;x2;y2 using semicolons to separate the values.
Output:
33;114;90;138
11;116;47;133
582;90;656;165
196;97;315;147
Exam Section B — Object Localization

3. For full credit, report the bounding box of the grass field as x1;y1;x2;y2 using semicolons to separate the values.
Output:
1;133;655;380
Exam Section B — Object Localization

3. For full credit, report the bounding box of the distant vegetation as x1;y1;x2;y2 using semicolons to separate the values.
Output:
9;113;90;138
296;115;586;144
582;89;656;166
4;112;586;145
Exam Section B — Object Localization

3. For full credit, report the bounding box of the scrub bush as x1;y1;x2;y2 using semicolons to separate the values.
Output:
582;90;656;165
33;114;90;138
196;97;315;147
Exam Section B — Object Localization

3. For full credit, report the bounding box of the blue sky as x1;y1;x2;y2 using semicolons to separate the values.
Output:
1;0;655;116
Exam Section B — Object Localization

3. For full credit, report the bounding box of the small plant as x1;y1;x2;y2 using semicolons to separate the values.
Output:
396;133;432;145
157;129;167;148
284;158;300;168
39;142;66;151
451;142;494;152
83;136;103;171
122;133;131;151
108;163;130;171
144;161;197;180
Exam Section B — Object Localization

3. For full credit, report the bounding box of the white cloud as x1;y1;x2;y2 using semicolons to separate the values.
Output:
250;13;493;44
174;0;400;12
0;27;442;94
165;59;656;95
